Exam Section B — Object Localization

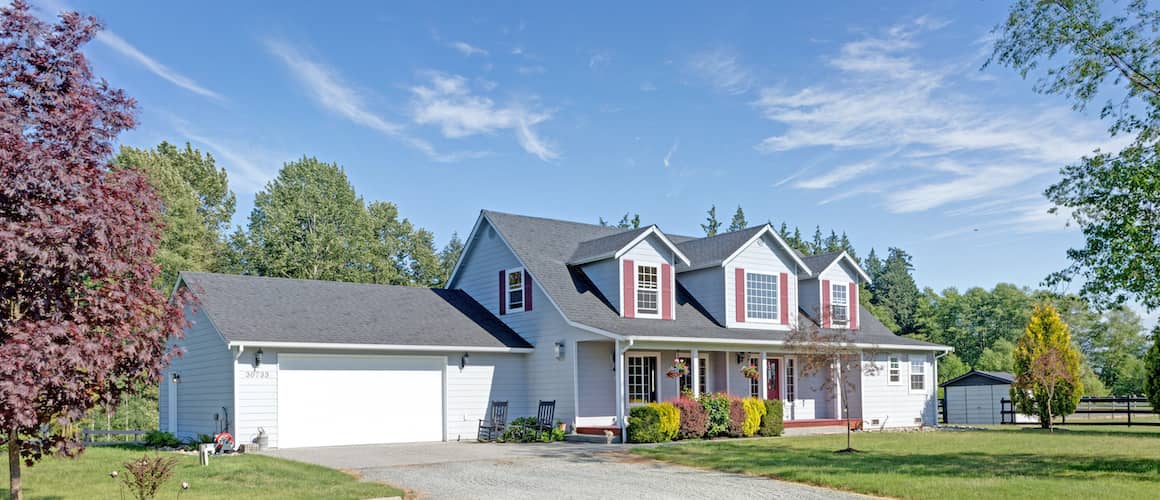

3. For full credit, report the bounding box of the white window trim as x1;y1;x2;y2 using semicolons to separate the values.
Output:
506;267;525;313
743;272;781;324
785;357;796;402
831;282;849;326
633;262;662;319
887;355;902;386
747;356;762;398
626;351;661;405
676;352;711;395
909;355;927;394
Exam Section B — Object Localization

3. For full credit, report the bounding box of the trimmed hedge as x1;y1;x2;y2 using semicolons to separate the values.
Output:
671;397;707;439
655;402;680;441
726;397;746;437
741;397;767;437
628;402;679;443
759;399;784;437
699;393;732;437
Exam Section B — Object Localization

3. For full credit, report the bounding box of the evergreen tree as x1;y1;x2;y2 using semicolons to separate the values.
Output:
824;230;841;253
873;248;921;336
810;226;824;254
617;213;641;229
728;205;747;232
598;217;609;226
839;231;857;262
701;205;721;236
438;232;465;286
1012;304;1084;429
792;227;805;253
864;248;884;283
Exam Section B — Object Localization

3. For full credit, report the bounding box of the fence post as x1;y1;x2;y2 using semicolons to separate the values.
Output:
1128;398;1132;426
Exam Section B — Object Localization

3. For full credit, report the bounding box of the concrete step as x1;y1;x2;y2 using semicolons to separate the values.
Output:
565;433;622;444
783;425;849;436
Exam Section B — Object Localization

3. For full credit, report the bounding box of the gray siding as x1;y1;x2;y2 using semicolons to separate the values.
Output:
160;306;234;440
677;267;725;325
799;278;820;321
724;234;800;330
577;341;616;424
582;259;620;314
450;218;604;427
819;261;859;329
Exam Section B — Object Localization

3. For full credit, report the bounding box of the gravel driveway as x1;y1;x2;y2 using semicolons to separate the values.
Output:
267;442;863;500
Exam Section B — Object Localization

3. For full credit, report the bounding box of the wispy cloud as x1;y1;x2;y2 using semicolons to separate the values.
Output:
166;116;278;193
516;65;545;76
95;31;225;102
265;38;477;162
687;48;754;94
640;81;657;92
750;17;1115;229
663;139;679;167
450;41;488;57
588;51;611;69
409;71;558;160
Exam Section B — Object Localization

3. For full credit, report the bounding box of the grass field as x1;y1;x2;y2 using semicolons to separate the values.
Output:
0;445;402;500
633;424;1160;499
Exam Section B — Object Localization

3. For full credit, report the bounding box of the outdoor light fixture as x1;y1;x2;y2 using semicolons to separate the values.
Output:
736;352;746;364
460;352;470;369
554;341;565;360
170;373;181;383
254;348;264;368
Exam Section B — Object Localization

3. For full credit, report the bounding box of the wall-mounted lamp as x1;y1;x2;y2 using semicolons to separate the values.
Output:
460;352;470;369
254;348;264;368
554;341;565;360
735;352;747;364
171;373;181;383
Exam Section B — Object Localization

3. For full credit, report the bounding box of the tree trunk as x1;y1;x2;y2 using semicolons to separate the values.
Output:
8;428;22;500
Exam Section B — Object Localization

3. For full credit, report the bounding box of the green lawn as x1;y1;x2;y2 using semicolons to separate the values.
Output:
633;425;1160;499
1;445;402;500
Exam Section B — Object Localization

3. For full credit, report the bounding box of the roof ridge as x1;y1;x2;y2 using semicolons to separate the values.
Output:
181;271;447;293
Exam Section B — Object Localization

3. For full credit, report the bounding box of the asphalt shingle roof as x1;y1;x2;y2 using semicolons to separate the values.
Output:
800;252;844;275
674;226;766;269
569;226;653;264
179;272;531;349
940;370;1016;387
482;210;947;349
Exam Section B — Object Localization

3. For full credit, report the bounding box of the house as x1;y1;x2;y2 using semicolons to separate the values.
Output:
160;210;951;448
940;370;1036;425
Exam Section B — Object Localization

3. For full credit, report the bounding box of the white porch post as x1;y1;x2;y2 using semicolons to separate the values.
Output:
690;349;701;398
615;341;626;437
833;356;843;419
759;352;768;400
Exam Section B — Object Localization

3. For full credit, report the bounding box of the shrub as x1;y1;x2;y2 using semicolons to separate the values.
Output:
741;397;767;437
122;454;178;500
501;417;565;442
654;402;680;441
726;397;746;437
627;405;665;443
143;431;181;448
759;399;784;437
699;393;731;437
671;397;707;439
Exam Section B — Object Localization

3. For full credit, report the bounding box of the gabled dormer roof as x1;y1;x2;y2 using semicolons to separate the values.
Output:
568;225;691;266
675;224;811;273
798;250;872;283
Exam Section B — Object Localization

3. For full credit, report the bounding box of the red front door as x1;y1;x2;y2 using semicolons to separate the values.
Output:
767;358;781;400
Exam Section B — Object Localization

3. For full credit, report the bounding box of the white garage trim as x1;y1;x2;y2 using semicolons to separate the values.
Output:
230;341;532;353
277;353;447;448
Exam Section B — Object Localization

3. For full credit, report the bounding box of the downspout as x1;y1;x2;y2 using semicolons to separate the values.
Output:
616;338;635;440
232;344;244;439
933;350;949;427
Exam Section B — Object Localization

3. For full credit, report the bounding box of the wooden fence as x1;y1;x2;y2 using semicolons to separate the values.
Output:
82;429;148;446
1000;396;1157;426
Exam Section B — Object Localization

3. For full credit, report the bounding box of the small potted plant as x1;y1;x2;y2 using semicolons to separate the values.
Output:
741;365;760;380
666;358;688;378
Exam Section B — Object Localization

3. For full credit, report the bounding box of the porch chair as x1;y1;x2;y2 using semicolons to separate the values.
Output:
477;401;509;442
513;400;556;441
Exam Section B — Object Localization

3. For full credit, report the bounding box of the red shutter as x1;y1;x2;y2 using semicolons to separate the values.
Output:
779;272;789;325
849;282;858;330
622;259;635;318
734;267;746;323
524;271;533;312
821;280;831;328
498;270;506;315
661;264;673;320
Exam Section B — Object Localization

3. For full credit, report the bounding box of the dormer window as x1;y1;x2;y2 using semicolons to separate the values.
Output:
636;264;659;316
831;282;848;324
507;269;524;311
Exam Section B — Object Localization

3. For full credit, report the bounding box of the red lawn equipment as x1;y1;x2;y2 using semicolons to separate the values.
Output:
214;406;236;453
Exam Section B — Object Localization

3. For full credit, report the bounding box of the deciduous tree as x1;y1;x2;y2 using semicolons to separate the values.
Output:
1143;328;1160;410
1012;305;1084;429
1;3;187;497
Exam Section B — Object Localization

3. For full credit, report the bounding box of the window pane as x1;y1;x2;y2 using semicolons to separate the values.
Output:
627;356;657;403
637;265;659;314
507;270;524;309
509;290;523;308
786;359;796;401
745;273;778;320
748;358;759;397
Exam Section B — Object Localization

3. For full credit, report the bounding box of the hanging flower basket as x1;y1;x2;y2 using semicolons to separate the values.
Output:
666;359;689;378
741;366;760;380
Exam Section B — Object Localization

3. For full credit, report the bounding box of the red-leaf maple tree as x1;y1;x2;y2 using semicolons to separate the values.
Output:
1;2;188;498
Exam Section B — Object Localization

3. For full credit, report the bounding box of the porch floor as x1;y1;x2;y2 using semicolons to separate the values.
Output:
784;418;862;431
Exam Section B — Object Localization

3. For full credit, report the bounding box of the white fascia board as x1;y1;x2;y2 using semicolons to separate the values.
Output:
817;251;873;283
721;225;812;277
611;226;691;266
227;341;533;353
620;336;952;352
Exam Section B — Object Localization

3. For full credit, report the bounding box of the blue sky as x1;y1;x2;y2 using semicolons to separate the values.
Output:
29;1;1153;323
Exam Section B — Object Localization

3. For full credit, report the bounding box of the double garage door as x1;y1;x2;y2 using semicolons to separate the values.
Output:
277;354;444;448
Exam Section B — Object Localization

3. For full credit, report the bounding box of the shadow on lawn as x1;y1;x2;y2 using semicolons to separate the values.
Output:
636;440;1160;482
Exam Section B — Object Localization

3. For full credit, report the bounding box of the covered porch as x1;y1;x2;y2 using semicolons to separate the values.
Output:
573;339;862;437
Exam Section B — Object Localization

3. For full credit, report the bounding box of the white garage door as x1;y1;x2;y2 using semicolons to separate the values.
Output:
278;354;444;448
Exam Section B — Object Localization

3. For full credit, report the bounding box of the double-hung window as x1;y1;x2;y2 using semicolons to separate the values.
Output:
888;355;901;384
910;357;926;392
636;264;659;315
507;269;524;311
831;283;848;323
748;358;760;398
786;358;796;401
627;355;658;403
745;272;778;321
